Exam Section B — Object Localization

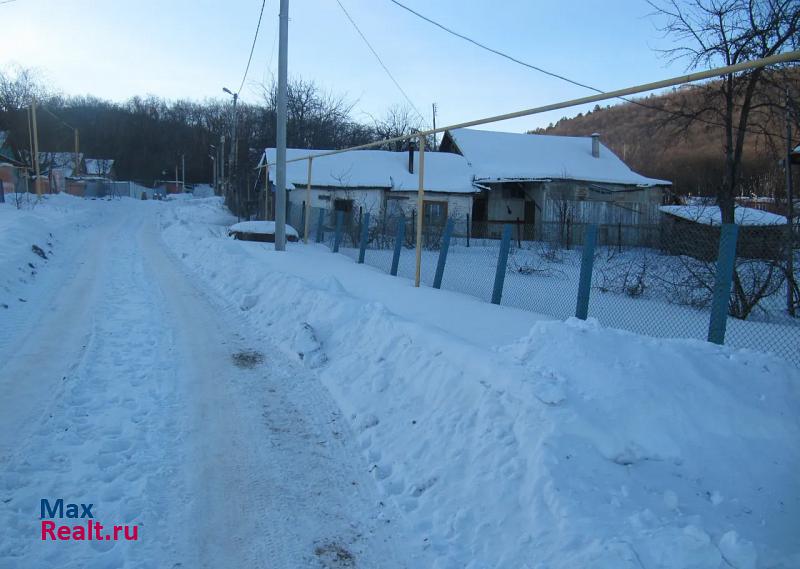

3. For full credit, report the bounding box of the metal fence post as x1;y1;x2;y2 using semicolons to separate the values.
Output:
491;224;513;305
315;208;324;243
300;201;307;240
333;210;344;253
433;218;454;289
707;224;739;344
575;224;599;320
390;216;405;276
0;180;4;203
358;212;370;264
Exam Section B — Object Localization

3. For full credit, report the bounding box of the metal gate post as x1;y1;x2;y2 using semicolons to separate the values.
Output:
707;224;739;344
358;212;370;263
575;224;599;320
315;208;324;243
491;224;513;305
333;210;343;253
390;217;406;276
433;218;454;289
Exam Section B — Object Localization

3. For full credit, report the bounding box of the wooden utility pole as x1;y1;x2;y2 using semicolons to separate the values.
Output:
31;97;41;196
786;93;795;316
74;129;80;176
304;156;312;244
414;134;425;287
431;103;437;148
220;136;225;198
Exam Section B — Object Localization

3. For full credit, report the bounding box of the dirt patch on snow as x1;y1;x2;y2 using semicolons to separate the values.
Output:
231;350;264;369
314;541;356;568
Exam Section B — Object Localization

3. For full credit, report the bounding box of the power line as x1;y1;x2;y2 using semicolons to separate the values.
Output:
387;0;789;140
238;0;267;95
40;105;76;132
334;0;427;124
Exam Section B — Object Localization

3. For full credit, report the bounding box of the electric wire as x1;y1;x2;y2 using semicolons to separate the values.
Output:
238;0;268;95
387;0;791;140
335;0;428;124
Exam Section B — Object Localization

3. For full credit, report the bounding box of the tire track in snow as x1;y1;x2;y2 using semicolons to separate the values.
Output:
0;212;185;568
143;214;424;568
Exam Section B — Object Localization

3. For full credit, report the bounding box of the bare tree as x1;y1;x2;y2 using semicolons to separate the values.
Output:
369;104;426;150
0;65;48;112
649;0;800;222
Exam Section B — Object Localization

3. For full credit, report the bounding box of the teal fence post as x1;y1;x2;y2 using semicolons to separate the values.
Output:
0;180;4;203
707;224;739;344
358;212;370;263
300;201;307;240
390;216;405;276
315;208;324;243
433;218;454;289
491;224;513;305
333;210;343;253
575;224;599;320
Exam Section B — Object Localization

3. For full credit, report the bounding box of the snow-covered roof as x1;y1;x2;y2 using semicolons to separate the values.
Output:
660;205;787;226
84;158;114;177
444;128;671;187
262;148;477;194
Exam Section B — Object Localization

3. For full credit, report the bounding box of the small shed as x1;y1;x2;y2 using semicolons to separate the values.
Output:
659;205;788;261
229;221;299;243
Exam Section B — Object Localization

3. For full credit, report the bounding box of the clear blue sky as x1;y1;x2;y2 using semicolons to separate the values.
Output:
1;0;686;132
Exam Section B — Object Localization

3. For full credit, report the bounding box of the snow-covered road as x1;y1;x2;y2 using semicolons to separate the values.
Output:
0;201;423;568
2;195;798;569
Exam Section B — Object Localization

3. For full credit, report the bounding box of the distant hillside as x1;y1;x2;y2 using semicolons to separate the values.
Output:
533;73;799;198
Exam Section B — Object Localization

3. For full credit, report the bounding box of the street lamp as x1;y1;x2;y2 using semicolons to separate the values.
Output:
223;87;239;203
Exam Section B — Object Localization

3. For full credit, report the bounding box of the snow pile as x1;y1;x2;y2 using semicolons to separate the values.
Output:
0;194;91;318
229;220;299;238
660;205;787;226
161;197;800;568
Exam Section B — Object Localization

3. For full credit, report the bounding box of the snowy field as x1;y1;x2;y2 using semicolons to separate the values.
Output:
0;194;798;568
334;238;800;367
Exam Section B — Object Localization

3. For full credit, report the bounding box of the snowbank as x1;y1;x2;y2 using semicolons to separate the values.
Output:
161;197;800;568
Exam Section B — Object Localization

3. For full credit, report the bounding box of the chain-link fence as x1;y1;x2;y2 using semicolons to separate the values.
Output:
289;208;800;366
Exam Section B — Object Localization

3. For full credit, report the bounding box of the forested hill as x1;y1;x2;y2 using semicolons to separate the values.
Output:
532;74;799;198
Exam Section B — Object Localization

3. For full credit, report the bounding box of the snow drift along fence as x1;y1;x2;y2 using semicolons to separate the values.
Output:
308;212;800;367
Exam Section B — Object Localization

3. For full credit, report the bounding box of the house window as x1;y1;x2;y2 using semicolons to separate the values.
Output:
386;196;407;218
423;200;448;225
334;198;353;213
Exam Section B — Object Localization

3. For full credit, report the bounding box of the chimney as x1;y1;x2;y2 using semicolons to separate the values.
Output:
591;133;600;158
408;141;415;174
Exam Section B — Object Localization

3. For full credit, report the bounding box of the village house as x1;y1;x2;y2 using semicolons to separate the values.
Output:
65;157;118;197
261;147;477;232
439;128;671;243
83;158;116;179
0;131;23;194
25;151;83;194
